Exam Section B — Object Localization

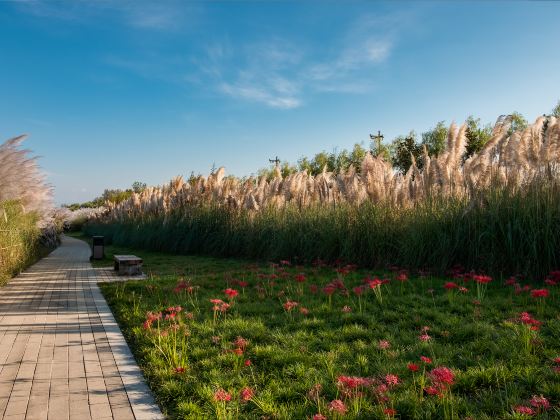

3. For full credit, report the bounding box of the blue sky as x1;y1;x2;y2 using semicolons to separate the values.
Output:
1;1;559;204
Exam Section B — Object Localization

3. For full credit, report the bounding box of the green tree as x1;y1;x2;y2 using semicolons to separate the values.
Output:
421;121;448;157
390;131;422;173
132;181;147;193
508;111;528;135
464;116;493;159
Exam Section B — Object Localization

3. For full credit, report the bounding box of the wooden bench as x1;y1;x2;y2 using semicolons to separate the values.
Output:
114;255;143;276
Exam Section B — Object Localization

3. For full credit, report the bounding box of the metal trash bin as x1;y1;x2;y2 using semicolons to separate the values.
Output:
91;236;105;260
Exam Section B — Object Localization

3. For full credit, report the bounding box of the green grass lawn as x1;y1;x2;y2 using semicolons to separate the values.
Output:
74;232;560;419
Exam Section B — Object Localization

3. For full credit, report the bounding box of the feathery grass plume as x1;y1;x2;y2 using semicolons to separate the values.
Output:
86;114;560;278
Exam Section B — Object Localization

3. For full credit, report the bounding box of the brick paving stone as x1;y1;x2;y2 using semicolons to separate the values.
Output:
0;236;163;419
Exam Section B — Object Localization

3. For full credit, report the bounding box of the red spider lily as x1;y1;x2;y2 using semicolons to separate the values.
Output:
299;307;310;315
234;336;249;350
529;395;550;410
429;366;455;385
459;286;468;293
341;305;352;313
238;281;249;288
232;347;243;356
396;271;408;282
420;356;432;364
240;387;254;402
337;376;372;389
368;278;383;289
353;286;365;296
283;300;298;311
504;277;517;286
408;363;419;372
186;312;194;320
544;279;557;286
312;415;327;420
474;274;492;284
531;289;549;298
378;340;391;350
419;333;431;342
164;313;176;321
385;374;399;386
224;288;239;299
328;399;347;414
294;273;307;283
279;260;290;266
322;285;336;296
518;312;542;330
424;385;442;396
444;282;458;290
244;359;251;367
553;357;560;364
210;299;231;313
514;406;535;415
384;408;397;417
174;366;186;374
214;388;232;402
309;284;319;294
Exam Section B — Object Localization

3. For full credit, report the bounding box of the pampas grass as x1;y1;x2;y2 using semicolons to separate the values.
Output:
86;115;560;277
0;135;54;282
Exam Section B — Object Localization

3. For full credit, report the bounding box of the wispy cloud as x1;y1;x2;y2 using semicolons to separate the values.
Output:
14;0;193;31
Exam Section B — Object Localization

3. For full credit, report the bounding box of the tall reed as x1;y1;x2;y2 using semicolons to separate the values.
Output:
86;115;560;278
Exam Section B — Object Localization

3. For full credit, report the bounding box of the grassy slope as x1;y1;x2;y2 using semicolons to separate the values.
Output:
74;233;560;419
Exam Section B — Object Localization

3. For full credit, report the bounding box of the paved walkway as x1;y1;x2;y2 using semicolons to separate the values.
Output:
0;236;163;420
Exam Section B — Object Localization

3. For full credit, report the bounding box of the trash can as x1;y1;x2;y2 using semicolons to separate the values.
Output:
91;236;105;260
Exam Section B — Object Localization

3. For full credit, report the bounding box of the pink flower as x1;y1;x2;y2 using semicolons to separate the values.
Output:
328;399;347;414
531;289;549;298
429;366;455;385
294;273;306;283
353;286;365;296
234;336;249;350
529;395;550;410
408;363;419;372
424;385;441;396
384;408;397;417
214;388;232;402
385;374;399;386
244;359;251;367
337;376;372;389
419;333;431;342
312;415;327;420
420;356;432;364
474;275;492;284
224;288;239;299
240;387;254;402
299;307;309;315
174;366;186;374
378;340;391;350
368;279;383;289
444;282;458;290
514;405;535;415
283;300;298;311
459;286;469;293
342;305;352;313
396;272;408;282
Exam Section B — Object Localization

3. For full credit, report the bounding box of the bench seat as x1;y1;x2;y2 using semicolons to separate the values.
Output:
114;255;143;276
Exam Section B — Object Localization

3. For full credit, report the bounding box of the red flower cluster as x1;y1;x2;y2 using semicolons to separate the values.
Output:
473;275;492;284
214;388;232;402
384;374;399;387
294;273;307;283
210;299;231;312
424;366;454;397
530;289;549;298
283;300;299;311
328;399;347;414
518;312;542;331
240;387;254;402
143;311;162;329
407;363;419;372
444;281;458;290
172;279;194;294
224;288;239;299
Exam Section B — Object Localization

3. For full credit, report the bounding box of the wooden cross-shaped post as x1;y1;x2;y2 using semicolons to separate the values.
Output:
369;130;384;156
269;156;280;166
